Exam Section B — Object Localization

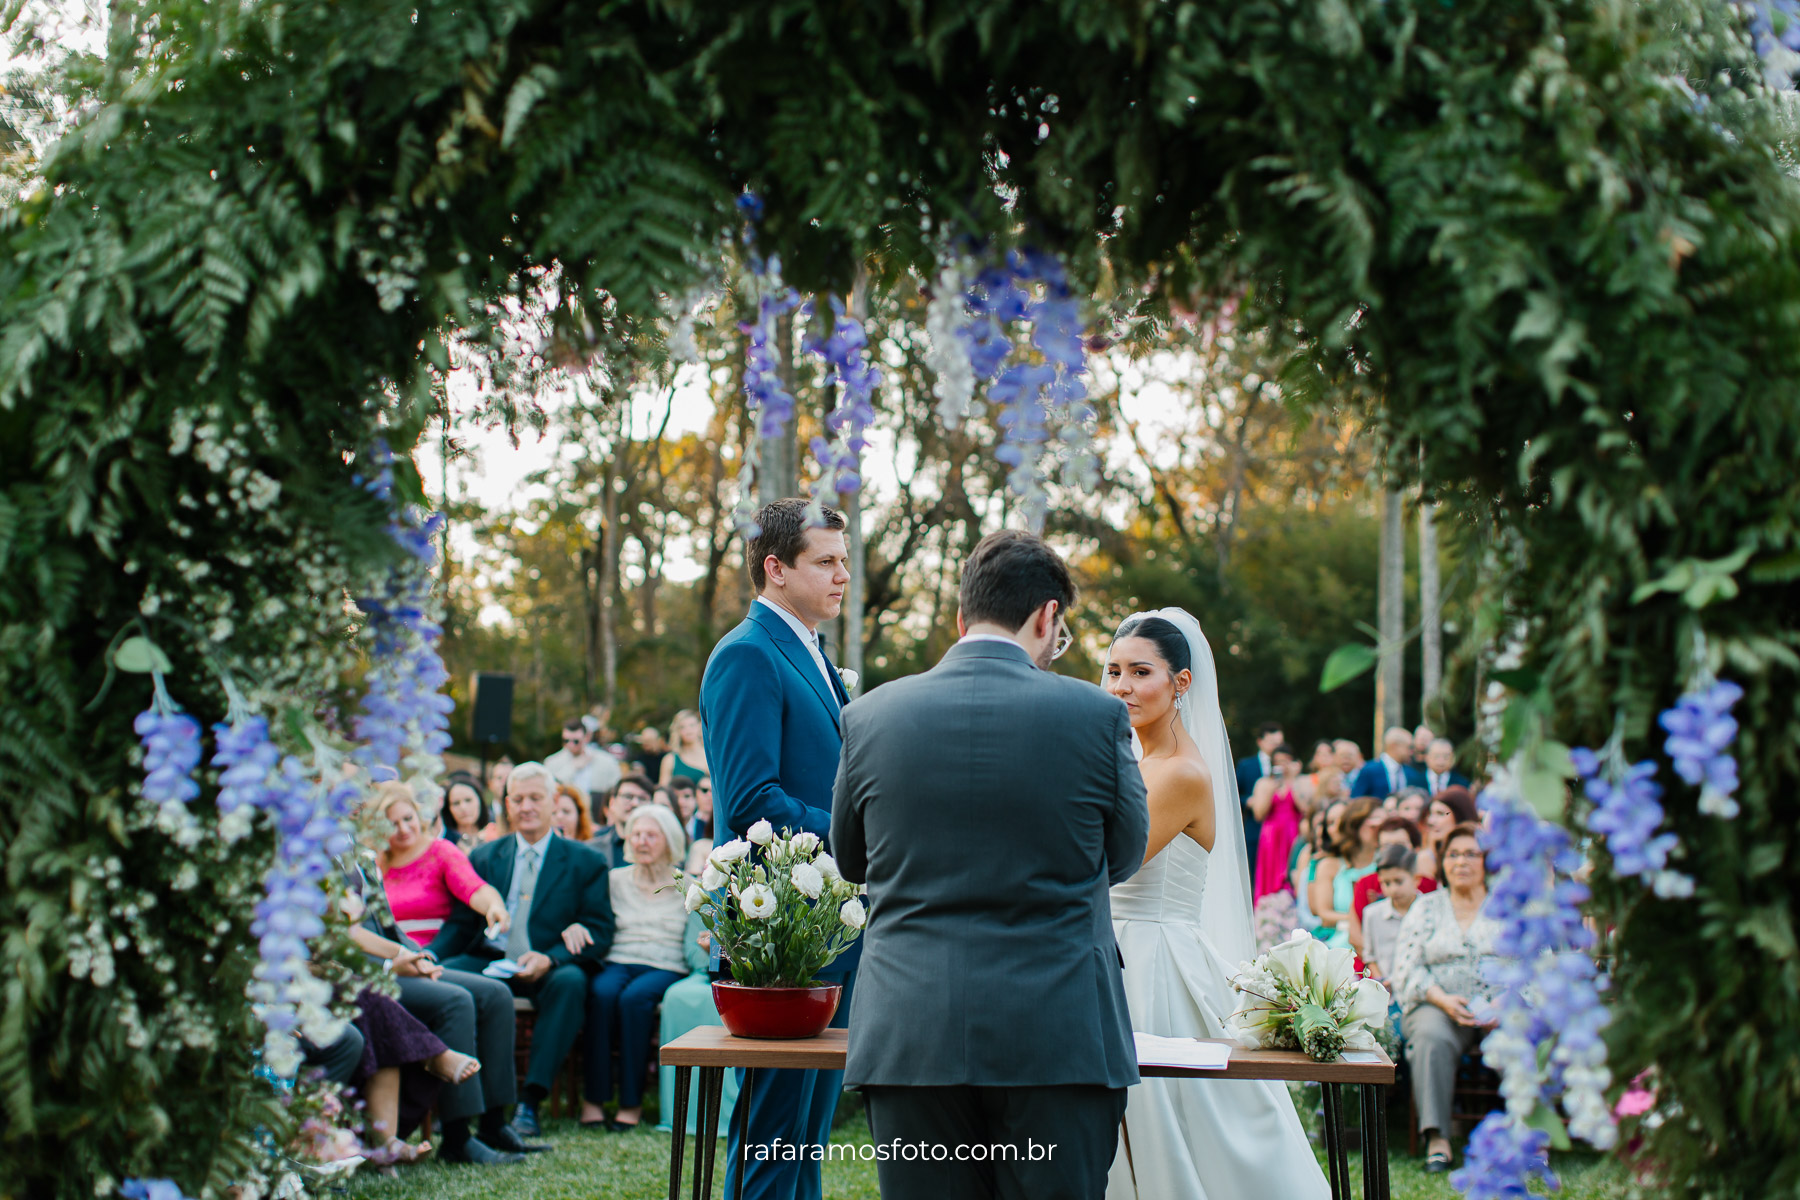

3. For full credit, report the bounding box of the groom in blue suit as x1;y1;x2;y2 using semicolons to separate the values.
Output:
700;497;860;1200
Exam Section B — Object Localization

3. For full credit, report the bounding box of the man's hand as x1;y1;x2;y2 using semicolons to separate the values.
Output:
514;950;554;983
560;923;594;955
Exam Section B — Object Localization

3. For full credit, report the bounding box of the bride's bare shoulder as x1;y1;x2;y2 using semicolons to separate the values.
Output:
1140;749;1214;797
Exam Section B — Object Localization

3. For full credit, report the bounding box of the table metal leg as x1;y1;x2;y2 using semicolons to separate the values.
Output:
668;1066;691;1200
697;1068;724;1200
1360;1083;1390;1200
732;1068;756;1200
1321;1082;1350;1200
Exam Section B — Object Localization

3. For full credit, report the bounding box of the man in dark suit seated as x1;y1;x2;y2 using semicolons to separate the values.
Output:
427;761;615;1137
1351;726;1428;800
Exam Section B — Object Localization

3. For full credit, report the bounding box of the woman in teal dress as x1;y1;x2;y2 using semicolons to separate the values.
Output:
1309;795;1380;947
660;708;710;786
655;852;738;1134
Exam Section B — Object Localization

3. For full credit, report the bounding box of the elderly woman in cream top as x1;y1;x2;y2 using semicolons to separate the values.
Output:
1391;823;1502;1173
577;803;689;1130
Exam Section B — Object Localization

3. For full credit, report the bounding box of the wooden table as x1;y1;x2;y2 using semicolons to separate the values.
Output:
661;1026;1395;1200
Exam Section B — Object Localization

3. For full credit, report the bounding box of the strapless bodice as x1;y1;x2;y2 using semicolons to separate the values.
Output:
1109;832;1209;924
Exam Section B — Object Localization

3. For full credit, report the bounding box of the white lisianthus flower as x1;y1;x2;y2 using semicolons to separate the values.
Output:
741;884;777;919
839;897;866;929
710;839;752;866
747;819;774;845
814;852;842;882
838;668;860;692
790;831;822;856
685;884;709;913
701;863;728;891
791;862;824;899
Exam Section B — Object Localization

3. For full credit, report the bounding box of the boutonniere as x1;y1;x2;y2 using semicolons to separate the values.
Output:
838;668;860;693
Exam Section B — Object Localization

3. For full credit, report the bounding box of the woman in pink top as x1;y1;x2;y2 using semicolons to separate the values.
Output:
378;786;509;948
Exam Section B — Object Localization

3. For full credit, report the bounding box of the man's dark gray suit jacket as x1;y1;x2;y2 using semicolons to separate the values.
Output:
831;637;1150;1090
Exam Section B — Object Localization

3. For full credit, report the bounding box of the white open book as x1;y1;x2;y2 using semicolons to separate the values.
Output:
1133;1032;1232;1070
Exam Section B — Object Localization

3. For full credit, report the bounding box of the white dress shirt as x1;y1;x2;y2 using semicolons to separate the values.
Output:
1427;770;1451;794
756;596;840;700
1259;751;1273;777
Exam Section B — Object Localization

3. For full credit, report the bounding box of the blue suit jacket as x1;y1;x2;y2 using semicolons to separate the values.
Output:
1351;759;1428;800
700;601;859;974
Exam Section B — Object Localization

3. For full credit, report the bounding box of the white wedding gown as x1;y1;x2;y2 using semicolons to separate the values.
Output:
1106;833;1331;1200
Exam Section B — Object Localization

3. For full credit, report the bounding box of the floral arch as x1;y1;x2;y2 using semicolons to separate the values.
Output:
3;0;1797;1196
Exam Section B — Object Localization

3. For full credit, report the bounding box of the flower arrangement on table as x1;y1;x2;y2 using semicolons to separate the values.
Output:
677;820;865;987
1228;931;1391;1062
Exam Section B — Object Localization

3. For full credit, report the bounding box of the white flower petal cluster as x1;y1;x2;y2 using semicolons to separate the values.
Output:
685;883;709;913
839;897;866;929
701;863;728;891
791;863;824;899
789;831;822;856
747;819;774;845
711;839;752;865
741;883;776;920
814;852;842;882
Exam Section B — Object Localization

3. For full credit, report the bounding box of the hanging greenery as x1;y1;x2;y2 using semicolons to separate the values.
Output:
3;0;1798;1196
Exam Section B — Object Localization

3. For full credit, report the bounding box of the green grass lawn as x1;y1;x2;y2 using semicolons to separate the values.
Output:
343;1094;1634;1200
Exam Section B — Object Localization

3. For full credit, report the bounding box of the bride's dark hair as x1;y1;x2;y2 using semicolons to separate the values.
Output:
1112;615;1193;674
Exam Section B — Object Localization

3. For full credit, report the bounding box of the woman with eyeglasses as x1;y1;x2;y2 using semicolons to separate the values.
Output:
1391;822;1501;1174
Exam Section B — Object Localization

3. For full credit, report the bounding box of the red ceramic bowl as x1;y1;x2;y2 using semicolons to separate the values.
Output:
712;981;843;1040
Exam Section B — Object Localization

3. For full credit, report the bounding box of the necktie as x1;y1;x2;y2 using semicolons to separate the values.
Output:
1390;762;1402;793
506;846;540;960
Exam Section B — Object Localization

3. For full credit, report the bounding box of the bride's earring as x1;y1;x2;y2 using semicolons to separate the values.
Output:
1174;689;1188;712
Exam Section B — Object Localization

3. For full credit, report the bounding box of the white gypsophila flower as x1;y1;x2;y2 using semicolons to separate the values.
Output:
747;819;774;845
791;863;824;899
814;852;842;882
839;896;866;929
789;831;822;856
685;883;709;913
925;259;974;430
218;807;255;843
701;863;728;891
741;884;777;920
710;839;752;865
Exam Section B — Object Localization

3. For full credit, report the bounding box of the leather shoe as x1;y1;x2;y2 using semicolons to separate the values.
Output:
439;1137;523;1166
486;1123;552;1154
511;1101;542;1138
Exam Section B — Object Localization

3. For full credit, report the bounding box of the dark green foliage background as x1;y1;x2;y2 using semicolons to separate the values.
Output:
3;0;1797;1195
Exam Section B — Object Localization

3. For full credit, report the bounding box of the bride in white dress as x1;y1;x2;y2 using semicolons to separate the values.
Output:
1103;609;1330;1200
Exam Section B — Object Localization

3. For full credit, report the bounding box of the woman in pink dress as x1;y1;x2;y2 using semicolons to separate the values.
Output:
1249;743;1305;900
377;784;510;947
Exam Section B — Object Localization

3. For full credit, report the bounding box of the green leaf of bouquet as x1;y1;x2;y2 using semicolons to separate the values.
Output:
113;636;172;674
1525;1103;1572;1151
1319;642;1377;692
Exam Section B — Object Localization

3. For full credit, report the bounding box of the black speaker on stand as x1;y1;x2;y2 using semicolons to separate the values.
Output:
469;672;514;789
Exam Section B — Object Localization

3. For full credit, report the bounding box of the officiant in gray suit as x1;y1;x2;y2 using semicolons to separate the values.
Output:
831;529;1150;1200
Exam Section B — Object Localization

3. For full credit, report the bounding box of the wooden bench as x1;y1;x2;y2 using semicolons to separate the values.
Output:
660;1027;1396;1200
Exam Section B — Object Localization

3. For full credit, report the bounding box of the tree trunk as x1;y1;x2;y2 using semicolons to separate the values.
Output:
599;451;621;717
759;311;799;503
1376;486;1405;744
1419;498;1442;725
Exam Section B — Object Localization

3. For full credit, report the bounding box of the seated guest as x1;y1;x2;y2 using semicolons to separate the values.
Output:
348;988;459;1163
1422;738;1470;796
427;762;615;1138
656;842;740;1135
1392;785;1429;827
442;774;494;852
547;716;622;802
686;775;711;842
660;707;709;786
1310;795;1381;948
1393;824;1500;1174
1352;727;1428;800
1358;844;1422;984
588;773;653;868
1347;815;1437;954
1332;738;1366;780
1289;803;1338;933
375;782;510;949
579;804;691;1130
551;782;594;842
1419;785;1480;881
353;782;533;1165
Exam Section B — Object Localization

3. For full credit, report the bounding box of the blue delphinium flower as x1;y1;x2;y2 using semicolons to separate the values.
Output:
804;297;881;515
212;715;280;843
120;1179;191;1200
136;707;204;847
1451;1115;1555;1200
1658;679;1743;817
